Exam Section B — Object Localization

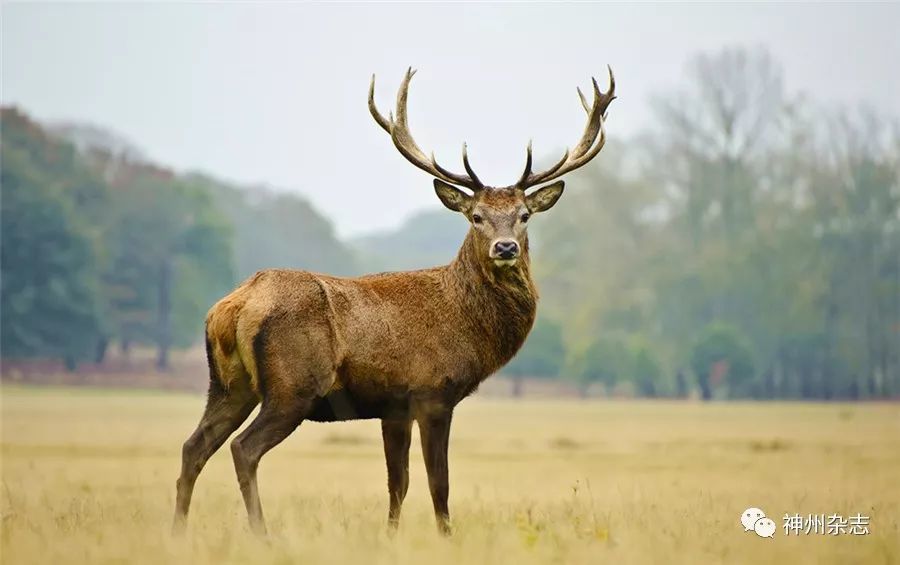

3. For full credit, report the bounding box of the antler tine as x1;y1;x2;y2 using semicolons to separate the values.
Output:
577;87;590;114
520;66;616;189
369;68;484;191
518;140;571;188
606;64;616;102
461;143;483;187
431;151;471;186
368;75;392;134
517;140;534;185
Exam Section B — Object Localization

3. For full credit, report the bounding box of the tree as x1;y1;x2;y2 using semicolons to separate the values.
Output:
97;159;234;369
690;323;755;400
569;336;630;398
503;317;565;396
0;108;107;365
649;47;788;243
630;344;662;398
809;107;900;398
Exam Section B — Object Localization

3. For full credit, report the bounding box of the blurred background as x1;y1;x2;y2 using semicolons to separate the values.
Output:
2;3;899;400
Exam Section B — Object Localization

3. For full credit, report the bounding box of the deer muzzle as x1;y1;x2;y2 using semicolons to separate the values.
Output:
490;239;520;264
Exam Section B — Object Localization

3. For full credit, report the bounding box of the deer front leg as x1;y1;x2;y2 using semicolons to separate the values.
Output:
418;410;453;535
381;418;412;530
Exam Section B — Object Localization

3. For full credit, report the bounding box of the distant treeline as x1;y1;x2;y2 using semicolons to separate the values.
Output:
2;47;898;400
518;48;900;400
1;108;356;370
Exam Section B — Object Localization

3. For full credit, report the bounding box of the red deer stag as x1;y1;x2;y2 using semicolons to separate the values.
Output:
173;67;616;536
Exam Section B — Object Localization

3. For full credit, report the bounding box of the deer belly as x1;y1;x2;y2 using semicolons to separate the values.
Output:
306;388;409;422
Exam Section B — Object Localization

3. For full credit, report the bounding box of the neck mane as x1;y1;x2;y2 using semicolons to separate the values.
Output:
444;229;538;374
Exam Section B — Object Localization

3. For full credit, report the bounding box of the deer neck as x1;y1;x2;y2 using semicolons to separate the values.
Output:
446;229;538;372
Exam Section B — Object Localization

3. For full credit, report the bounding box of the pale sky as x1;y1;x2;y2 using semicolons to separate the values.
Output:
3;3;899;237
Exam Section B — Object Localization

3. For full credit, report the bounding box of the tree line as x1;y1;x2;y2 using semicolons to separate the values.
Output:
2;46;898;400
511;48;900;400
1;108;356;370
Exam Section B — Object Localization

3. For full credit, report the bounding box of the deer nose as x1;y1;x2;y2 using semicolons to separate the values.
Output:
493;240;520;259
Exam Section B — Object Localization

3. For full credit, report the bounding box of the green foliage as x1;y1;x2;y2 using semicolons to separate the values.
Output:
504;317;565;378
1;110;234;367
1;109;106;362
568;336;630;394
529;47;900;400
1;108;356;370
690;324;756;399
631;344;663;397
101;167;234;354
565;336;665;397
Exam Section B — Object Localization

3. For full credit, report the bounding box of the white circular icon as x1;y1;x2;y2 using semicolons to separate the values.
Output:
741;507;766;531
754;517;777;538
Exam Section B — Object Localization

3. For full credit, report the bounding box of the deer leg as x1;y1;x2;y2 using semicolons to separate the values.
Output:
418;410;453;535
230;396;312;535
173;384;257;534
381;418;413;529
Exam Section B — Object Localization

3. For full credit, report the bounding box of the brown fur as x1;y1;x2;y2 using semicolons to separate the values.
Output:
210;191;539;407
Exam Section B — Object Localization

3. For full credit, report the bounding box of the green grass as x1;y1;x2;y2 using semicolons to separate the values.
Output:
1;386;898;564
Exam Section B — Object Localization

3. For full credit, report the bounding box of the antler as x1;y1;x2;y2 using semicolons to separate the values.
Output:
517;66;616;189
369;68;484;191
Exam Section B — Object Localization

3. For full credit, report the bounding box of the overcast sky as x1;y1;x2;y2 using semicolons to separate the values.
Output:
4;3;899;237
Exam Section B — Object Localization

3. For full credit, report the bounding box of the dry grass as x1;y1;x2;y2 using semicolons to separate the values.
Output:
1;385;898;564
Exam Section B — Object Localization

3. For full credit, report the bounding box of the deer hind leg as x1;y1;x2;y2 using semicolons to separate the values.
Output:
230;320;335;535
381;418;413;529
230;395;312;535
173;377;257;534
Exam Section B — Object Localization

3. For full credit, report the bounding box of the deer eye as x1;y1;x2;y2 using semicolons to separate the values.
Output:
472;214;483;224
520;212;531;223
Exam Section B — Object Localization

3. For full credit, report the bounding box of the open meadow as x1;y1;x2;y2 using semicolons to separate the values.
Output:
1;385;898;564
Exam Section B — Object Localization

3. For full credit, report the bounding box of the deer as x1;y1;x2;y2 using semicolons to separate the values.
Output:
172;67;616;536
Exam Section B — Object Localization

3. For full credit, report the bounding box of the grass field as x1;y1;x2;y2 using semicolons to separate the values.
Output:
1;386;898;564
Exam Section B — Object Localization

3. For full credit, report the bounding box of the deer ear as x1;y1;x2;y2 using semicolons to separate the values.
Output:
526;180;565;213
433;179;472;213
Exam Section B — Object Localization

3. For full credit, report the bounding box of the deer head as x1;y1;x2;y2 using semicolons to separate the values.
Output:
369;68;616;268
